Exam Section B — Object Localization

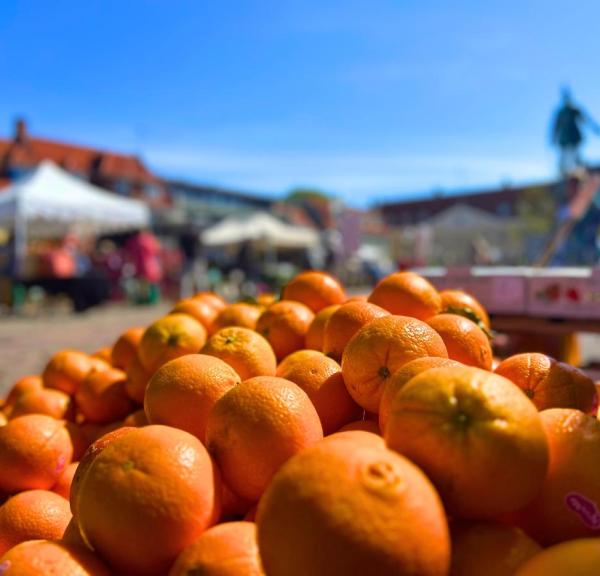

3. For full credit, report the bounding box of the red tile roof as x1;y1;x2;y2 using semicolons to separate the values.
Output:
272;201;318;228
0;124;159;185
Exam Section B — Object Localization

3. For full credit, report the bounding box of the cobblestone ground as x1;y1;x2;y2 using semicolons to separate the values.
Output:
0;303;170;396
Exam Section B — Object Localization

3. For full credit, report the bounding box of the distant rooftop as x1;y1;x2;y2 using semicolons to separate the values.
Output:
0;119;160;184
165;177;273;206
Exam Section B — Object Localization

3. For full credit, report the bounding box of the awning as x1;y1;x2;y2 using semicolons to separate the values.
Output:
202;211;320;249
0;160;151;237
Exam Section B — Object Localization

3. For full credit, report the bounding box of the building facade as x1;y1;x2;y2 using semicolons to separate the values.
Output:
0;119;170;208
376;173;600;266
165;179;273;228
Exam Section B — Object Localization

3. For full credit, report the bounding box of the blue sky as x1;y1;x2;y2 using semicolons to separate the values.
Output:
1;0;600;206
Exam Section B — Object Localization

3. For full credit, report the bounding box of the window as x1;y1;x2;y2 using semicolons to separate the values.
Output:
115;180;130;196
8;167;32;179
144;184;161;199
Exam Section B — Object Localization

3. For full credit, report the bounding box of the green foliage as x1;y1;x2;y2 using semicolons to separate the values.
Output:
286;188;331;202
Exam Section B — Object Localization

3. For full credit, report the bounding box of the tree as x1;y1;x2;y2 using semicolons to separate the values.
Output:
286;188;332;202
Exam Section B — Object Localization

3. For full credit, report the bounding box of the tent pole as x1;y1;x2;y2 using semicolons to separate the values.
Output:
14;198;27;280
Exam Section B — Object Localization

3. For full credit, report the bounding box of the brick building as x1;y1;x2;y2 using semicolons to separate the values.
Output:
376;170;600;266
377;182;554;227
0;119;170;208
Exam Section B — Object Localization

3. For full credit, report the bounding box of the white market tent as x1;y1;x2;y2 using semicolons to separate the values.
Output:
202;211;320;249
0;160;151;238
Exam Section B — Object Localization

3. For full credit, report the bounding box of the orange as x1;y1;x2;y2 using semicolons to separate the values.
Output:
111;326;144;372
336;419;381;434
212;302;263;332
61;517;87;548
450;521;541;576
244;505;258;522
169;521;263;576
385;366;548;519
9;388;74;421
75;425;221;575
282;270;346;312
256;300;315;361
341;315;448;412
43;350;110;396
76;420;124;453
514;538;600;576
378;356;462;434
440;289;491;330
91;347;112;364
52;462;79;500
276;350;361;434
0;540;111;576
510;409;600;545
144;354;240;442
0;412;6;427
192;291;227;312
220;482;254;522
368;271;442;320
125;353;152;403
256;436;450;576
75;368;133;424
201;326;277;380
323;301;390;361
323;429;385;449
4;375;43;411
304;304;340;351
123;408;149;427
138;313;207;374
426;313;493;369
256;292;276;307
495;353;597;413
0;415;73;493
206;376;323;502
171;298;220;332
64;422;90;462
70;427;135;520
0;489;72;555
345;294;368;302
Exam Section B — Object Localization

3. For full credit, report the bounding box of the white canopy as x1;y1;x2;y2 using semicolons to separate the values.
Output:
0;160;151;237
202;211;320;249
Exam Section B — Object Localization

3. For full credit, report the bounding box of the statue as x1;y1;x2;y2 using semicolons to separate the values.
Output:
552;87;600;174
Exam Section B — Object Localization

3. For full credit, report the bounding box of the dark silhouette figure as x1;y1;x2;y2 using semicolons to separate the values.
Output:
552;88;600;173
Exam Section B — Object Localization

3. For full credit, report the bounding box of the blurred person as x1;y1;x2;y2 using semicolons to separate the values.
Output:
93;240;124;299
178;226;207;298
207;265;223;291
324;229;343;271
124;229;163;304
552;87;600;173
65;234;92;276
42;236;77;278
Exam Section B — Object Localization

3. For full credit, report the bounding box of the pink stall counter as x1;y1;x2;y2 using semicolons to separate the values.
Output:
416;266;600;321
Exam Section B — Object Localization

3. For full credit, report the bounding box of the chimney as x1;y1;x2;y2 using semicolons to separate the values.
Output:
14;118;27;144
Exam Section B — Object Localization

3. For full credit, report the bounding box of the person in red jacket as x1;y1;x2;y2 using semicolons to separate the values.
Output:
125;230;163;303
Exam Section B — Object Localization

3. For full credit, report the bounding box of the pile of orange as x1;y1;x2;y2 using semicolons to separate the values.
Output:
0;269;599;575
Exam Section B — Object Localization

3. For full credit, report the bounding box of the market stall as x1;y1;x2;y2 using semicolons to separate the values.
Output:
0;161;151;309
201;210;321;293
202;211;319;249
